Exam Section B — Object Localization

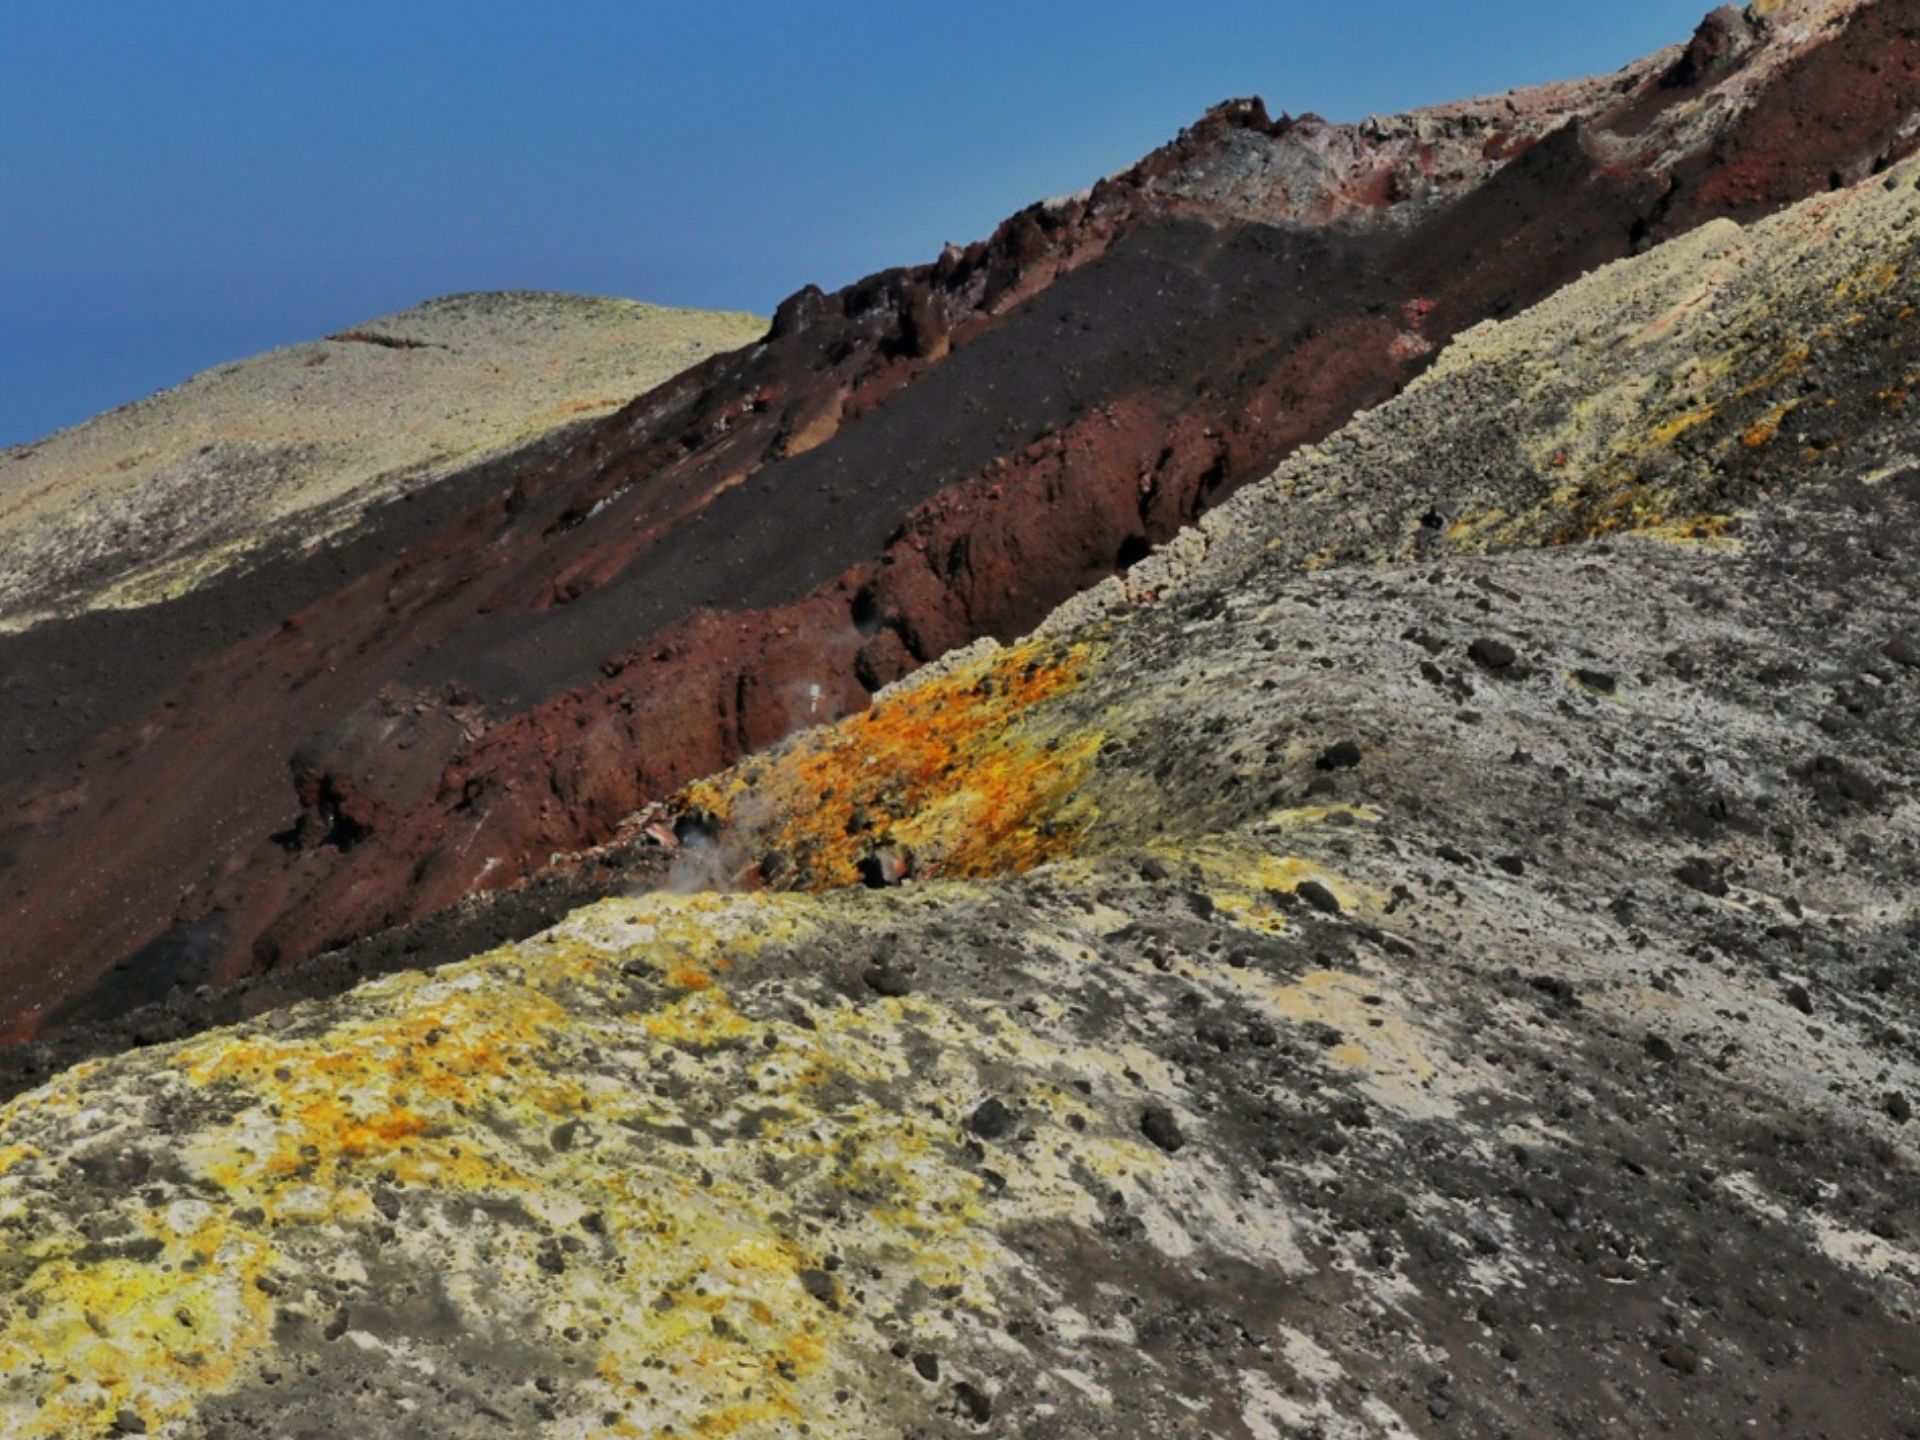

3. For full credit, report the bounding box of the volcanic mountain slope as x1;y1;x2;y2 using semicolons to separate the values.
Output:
6;0;1918;1048
2;139;1917;1440
0;292;763;628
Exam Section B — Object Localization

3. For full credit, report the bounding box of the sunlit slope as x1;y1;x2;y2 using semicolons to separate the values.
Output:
0;292;763;627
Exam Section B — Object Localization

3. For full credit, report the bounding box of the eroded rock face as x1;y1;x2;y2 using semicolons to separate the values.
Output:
2;135;1917;1439
5;2;1920;1055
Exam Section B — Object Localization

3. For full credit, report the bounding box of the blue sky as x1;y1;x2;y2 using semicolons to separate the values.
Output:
1;0;1708;445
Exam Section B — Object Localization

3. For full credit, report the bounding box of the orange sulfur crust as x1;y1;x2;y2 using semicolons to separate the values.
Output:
684;638;1103;889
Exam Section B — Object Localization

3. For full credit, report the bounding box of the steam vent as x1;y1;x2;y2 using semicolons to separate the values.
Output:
3;2;1919;1435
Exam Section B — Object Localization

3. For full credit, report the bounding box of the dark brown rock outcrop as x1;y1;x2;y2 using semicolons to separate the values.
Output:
4;0;1919;1044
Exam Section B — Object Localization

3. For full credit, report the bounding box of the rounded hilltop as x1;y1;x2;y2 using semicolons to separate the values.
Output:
0;290;765;629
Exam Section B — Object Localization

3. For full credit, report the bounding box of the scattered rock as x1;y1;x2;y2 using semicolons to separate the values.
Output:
1659;1342;1702;1376
1294;879;1342;914
862;962;914;997
1884;636;1918;668
967;1098;1017;1140
858;845;913;888
1666;4;1759;88
1140;1104;1185;1153
798;1267;837;1305
1468;637;1517;670
1800;755;1884;810
952;1381;993;1425
1530;974;1580;1006
1673;856;1729;898
1315;740;1364;770
1196;1017;1237;1052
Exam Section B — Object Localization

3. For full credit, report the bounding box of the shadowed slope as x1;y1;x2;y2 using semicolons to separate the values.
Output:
5;0;1919;1051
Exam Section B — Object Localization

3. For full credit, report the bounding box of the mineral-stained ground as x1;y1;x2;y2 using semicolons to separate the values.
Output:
8;0;1920;1055
2;66;1917;1433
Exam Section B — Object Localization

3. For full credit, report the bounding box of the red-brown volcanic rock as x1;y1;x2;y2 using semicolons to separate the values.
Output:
5;0;1918;1040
